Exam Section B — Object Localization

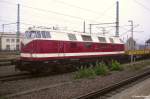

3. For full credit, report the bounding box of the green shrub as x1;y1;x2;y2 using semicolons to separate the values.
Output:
74;66;96;79
74;62;110;79
111;60;123;71
94;62;109;75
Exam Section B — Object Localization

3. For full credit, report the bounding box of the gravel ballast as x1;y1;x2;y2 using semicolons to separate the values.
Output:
0;60;150;99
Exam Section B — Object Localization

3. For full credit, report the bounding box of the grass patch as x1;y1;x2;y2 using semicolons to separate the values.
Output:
74;66;96;79
74;62;109;79
110;60;123;71
129;60;150;70
74;59;150;79
94;62;109;75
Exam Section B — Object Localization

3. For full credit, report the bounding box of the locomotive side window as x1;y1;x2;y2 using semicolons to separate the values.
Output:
82;35;92;41
36;31;41;38
68;34;77;41
41;31;51;38
98;37;106;43
45;31;51;38
109;38;114;43
41;31;46;38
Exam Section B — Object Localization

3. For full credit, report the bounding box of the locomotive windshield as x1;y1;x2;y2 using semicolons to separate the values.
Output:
25;31;51;39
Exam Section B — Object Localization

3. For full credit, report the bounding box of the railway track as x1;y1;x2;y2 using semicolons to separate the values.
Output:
0;59;16;66
0;60;12;66
4;68;150;99
0;73;31;82
74;69;150;99
0;72;60;82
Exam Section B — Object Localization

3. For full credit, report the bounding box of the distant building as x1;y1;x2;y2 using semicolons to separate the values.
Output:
125;37;136;50
145;39;150;49
0;32;21;51
137;44;145;50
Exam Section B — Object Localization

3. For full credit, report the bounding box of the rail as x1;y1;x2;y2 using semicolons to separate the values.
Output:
0;73;31;82
74;69;150;99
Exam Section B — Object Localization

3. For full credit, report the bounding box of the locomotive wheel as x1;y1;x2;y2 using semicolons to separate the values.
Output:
30;63;53;74
41;65;53;74
29;69;40;74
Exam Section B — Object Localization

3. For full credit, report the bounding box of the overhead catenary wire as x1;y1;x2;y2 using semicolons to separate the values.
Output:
133;0;150;13
20;12;84;26
55;0;100;14
21;22;88;33
1;0;115;20
0;0;94;27
0;0;121;34
0;0;17;6
0;0;117;28
2;0;144;37
120;24;140;37
0;17;88;32
0;3;96;32
0;19;16;23
55;0;116;19
0;0;100;23
1;17;136;36
95;3;116;20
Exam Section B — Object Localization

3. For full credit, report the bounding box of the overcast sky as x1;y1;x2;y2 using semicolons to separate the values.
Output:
0;0;150;44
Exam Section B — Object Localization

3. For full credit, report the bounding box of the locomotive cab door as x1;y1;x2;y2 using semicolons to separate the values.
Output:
58;41;65;57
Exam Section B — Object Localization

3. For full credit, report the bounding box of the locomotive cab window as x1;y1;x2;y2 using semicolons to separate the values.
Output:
68;34;77;41
98;37;106;43
25;31;36;39
30;31;36;38
82;35;92;41
25;31;29;38
25;31;51;39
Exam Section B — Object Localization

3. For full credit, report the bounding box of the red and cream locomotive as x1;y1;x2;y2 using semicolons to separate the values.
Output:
16;27;125;73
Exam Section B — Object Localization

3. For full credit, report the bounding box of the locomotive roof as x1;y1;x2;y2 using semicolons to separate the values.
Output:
25;28;124;44
27;28;114;37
